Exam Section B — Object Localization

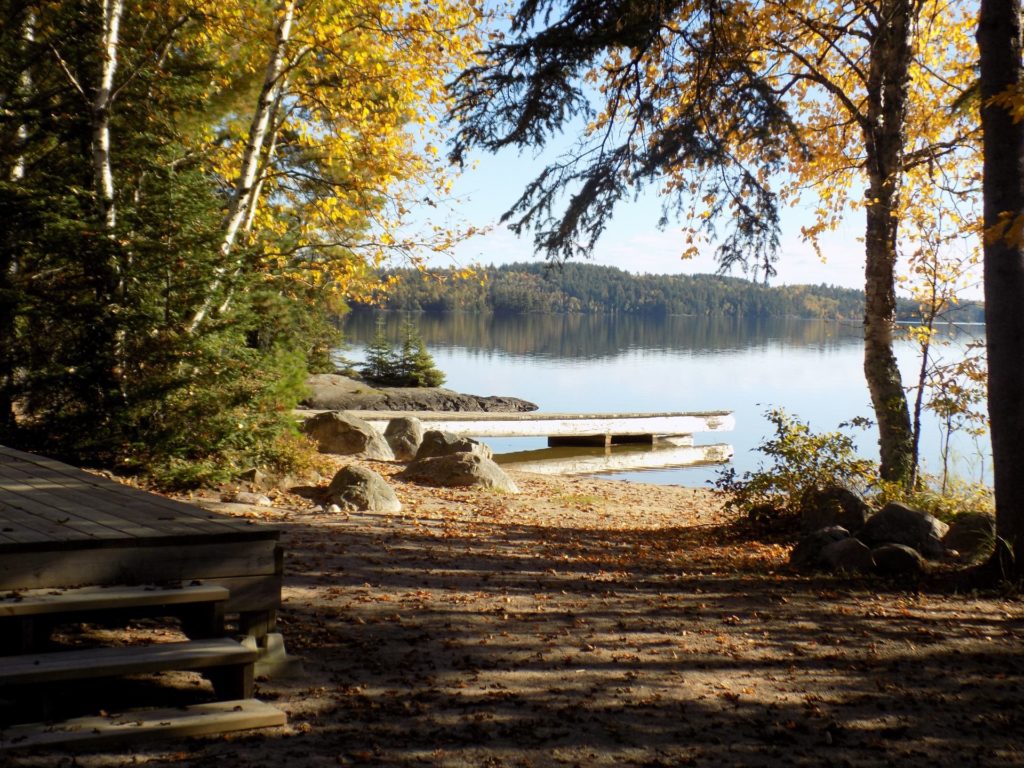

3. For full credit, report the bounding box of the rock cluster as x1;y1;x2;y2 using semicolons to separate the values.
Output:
790;487;995;578
302;411;394;460
301;411;519;514
303;374;538;412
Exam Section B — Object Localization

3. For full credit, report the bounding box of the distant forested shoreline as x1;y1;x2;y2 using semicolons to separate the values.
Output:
353;263;984;323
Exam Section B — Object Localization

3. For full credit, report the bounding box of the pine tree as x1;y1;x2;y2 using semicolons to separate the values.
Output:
361;317;397;381
396;319;420;384
411;339;446;388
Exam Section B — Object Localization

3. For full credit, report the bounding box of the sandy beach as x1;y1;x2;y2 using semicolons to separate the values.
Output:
9;459;1024;767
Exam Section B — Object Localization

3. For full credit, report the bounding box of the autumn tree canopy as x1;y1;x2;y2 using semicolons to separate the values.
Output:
0;0;482;482
449;0;979;487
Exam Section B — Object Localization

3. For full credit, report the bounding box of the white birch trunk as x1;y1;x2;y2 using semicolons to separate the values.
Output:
10;11;35;182
186;0;296;332
93;0;124;230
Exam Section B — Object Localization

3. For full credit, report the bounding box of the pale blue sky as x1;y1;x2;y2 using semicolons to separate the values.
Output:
427;142;882;292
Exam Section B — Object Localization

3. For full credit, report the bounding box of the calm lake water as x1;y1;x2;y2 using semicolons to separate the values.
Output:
340;312;990;488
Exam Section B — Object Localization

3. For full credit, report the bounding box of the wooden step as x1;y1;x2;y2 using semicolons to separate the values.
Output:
0;584;229;618
0;638;257;698
0;699;286;752
0;584;229;652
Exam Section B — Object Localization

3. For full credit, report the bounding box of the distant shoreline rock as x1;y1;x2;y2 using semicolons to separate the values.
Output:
303;373;538;413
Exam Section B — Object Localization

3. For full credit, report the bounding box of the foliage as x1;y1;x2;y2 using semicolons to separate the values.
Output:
901;214;989;492
717;407;994;533
358;262;986;321
875;476;995;526
0;0;480;484
447;0;979;488
360;316;446;387
362;317;400;381
714;409;877;523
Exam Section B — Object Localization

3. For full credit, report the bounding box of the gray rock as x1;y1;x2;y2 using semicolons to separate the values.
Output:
942;512;996;561
872;543;927;577
302;411;395;460
327;504;342;515
324;465;401;513
238;468;268;487
234;491;273;507
860;502;949;558
789;526;851;571
303;373;538;412
415;430;493;461
820;537;875;573
399;452;519;493
800;486;869;535
384;416;424;462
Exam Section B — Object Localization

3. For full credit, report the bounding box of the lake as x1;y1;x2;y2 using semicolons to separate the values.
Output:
339;312;990;488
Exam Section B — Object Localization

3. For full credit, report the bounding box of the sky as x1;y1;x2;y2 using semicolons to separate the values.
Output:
409;100;983;300
424;142;886;292
439;144;872;289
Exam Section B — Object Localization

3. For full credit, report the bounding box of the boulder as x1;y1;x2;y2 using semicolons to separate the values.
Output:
324;465;401;513
820;537;875;574
872;543;927;577
415;430;493;461
302;411;395;460
384;416;424;461
399;452;519;493
942;512;996;561
800;486;869;535
789;526;850;571
859;502;949;559
303;373;538;412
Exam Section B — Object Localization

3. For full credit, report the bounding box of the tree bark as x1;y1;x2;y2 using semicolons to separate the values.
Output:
861;0;916;486
10;10;34;182
186;0;296;333
93;0;123;230
979;0;1024;579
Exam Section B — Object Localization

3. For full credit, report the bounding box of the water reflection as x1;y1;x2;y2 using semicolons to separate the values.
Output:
342;311;866;360
338;311;989;487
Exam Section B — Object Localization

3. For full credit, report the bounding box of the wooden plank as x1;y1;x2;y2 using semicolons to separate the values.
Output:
0;462;221;539
0;445;258;538
0;511;77;545
191;573;283;615
0;539;281;591
308;409;736;438
0;472;126;541
0;699;286;752
498;443;735;475
0;638;256;686
0;584;229;618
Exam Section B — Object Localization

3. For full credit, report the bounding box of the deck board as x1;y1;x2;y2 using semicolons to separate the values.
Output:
0;445;274;551
0;446;283;619
1;456;240;538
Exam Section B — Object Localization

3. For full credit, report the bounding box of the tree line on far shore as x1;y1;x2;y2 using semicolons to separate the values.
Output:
357;263;985;323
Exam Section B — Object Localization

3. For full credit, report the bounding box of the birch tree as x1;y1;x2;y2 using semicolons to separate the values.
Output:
0;0;483;480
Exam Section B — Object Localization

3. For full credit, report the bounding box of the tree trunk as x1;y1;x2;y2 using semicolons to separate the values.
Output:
186;0;296;332
93;0;123;230
861;0;915;486
9;10;34;182
979;0;1024;580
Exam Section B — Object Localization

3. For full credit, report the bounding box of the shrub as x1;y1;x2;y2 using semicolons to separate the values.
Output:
714;408;877;523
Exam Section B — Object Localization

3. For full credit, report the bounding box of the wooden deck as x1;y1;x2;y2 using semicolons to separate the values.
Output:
0;445;282;619
495;441;735;475
298;408;735;442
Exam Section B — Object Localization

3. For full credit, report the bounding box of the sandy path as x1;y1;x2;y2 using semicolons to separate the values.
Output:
10;463;1024;767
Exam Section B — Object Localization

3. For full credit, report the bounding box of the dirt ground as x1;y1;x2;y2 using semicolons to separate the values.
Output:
8;460;1024;767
